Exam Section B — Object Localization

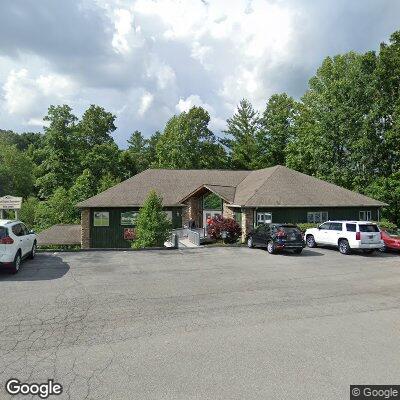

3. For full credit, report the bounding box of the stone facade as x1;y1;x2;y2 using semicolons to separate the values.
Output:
241;208;254;242
222;202;234;219
81;209;91;249
182;196;202;228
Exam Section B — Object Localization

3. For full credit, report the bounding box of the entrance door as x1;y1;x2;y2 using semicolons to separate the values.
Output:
203;210;222;229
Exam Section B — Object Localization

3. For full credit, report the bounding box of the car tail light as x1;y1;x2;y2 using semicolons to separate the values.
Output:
0;236;14;244
380;231;383;240
356;232;361;241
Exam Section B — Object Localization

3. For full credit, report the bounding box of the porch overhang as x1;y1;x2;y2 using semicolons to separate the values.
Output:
178;184;236;204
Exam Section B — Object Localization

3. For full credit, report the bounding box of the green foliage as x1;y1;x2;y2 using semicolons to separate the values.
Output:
203;193;222;210
98;173;121;193
257;93;299;167
132;190;171;249
297;223;319;232
19;197;40;230
69;169;97;206
35;188;78;231
0;143;34;197
223;99;260;169
373;219;397;231
156;106;227;169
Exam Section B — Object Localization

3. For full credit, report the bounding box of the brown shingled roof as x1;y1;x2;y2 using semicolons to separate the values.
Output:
76;166;386;208
37;224;81;246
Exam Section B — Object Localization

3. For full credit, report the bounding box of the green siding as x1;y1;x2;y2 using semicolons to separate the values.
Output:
90;207;183;248
254;207;380;226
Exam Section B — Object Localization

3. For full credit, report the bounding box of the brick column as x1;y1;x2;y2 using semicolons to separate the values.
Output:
222;202;234;219
81;209;91;249
241;208;254;242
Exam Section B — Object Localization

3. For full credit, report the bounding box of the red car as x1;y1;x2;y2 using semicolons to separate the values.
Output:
380;230;400;252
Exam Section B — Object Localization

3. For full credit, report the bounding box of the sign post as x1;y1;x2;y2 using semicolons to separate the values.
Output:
0;195;23;220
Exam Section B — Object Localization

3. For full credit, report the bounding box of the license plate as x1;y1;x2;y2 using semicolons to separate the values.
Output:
368;235;373;239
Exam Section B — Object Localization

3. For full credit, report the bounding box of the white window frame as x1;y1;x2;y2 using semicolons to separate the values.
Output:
256;212;272;225
307;211;328;224
359;210;371;221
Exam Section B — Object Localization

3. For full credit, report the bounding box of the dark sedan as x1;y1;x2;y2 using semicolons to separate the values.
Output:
247;223;305;254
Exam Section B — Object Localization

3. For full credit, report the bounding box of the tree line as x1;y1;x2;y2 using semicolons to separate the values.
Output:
1;30;399;229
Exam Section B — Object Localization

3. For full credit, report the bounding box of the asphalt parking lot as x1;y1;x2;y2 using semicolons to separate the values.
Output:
0;247;399;400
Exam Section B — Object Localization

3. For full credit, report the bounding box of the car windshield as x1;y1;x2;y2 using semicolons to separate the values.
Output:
359;224;379;232
0;227;7;239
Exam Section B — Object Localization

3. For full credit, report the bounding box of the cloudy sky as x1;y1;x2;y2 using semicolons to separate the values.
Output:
0;0;399;147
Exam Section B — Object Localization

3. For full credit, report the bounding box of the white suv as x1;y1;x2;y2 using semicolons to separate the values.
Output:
304;221;384;255
0;220;37;273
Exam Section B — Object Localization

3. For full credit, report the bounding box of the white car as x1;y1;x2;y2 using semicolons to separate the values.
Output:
304;221;384;255
0;220;37;273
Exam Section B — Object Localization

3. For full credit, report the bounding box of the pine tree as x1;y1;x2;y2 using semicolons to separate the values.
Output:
133;190;172;248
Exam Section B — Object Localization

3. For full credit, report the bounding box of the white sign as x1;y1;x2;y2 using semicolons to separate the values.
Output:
0;195;22;210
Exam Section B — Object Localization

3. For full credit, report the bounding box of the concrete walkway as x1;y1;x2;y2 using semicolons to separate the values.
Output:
178;238;199;248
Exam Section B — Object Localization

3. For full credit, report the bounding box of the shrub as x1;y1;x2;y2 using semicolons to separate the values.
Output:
132;190;172;249
207;216;241;242
297;223;319;232
373;219;397;231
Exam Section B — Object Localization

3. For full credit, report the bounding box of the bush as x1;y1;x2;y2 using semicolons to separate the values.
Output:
373;219;397;231
297;223;319;232
207;216;241;242
132;190;172;249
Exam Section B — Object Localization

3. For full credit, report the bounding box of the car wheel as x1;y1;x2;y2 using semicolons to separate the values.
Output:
11;252;22;274
306;235;316;248
267;241;276;254
362;249;374;255
338;239;351;255
247;237;254;248
293;248;302;254
29;241;37;259
378;246;386;253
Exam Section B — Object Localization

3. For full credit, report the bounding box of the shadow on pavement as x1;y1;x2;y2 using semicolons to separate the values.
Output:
0;254;70;282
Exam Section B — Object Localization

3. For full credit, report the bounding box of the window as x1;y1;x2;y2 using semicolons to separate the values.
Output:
12;224;24;237
0;227;8;239
256;212;272;225
346;223;356;232
319;222;331;230
330;222;343;231
165;211;173;221
93;211;109;227
359;224;379;232
203;193;222;210
121;212;138;226
359;210;372;221
307;211;328;223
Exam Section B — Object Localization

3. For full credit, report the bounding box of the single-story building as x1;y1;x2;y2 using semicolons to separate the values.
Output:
77;165;387;249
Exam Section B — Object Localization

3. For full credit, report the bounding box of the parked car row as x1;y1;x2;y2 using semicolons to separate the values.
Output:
247;220;399;256
0;220;37;274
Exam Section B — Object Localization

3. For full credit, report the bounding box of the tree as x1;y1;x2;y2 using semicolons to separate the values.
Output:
156;107;227;169
98;173;121;193
132;190;171;248
222;99;260;169
257;93;299;167
286;52;377;189
19;197;40;231
69;169;97;206
0;143;34;198
77;104;116;148
35;188;77;231
36;105;79;198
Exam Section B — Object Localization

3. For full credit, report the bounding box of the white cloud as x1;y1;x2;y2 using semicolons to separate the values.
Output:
112;8;134;54
175;94;213;114
2;68;77;124
138;91;153;116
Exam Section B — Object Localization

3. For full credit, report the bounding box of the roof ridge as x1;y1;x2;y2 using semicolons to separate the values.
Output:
242;166;280;206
